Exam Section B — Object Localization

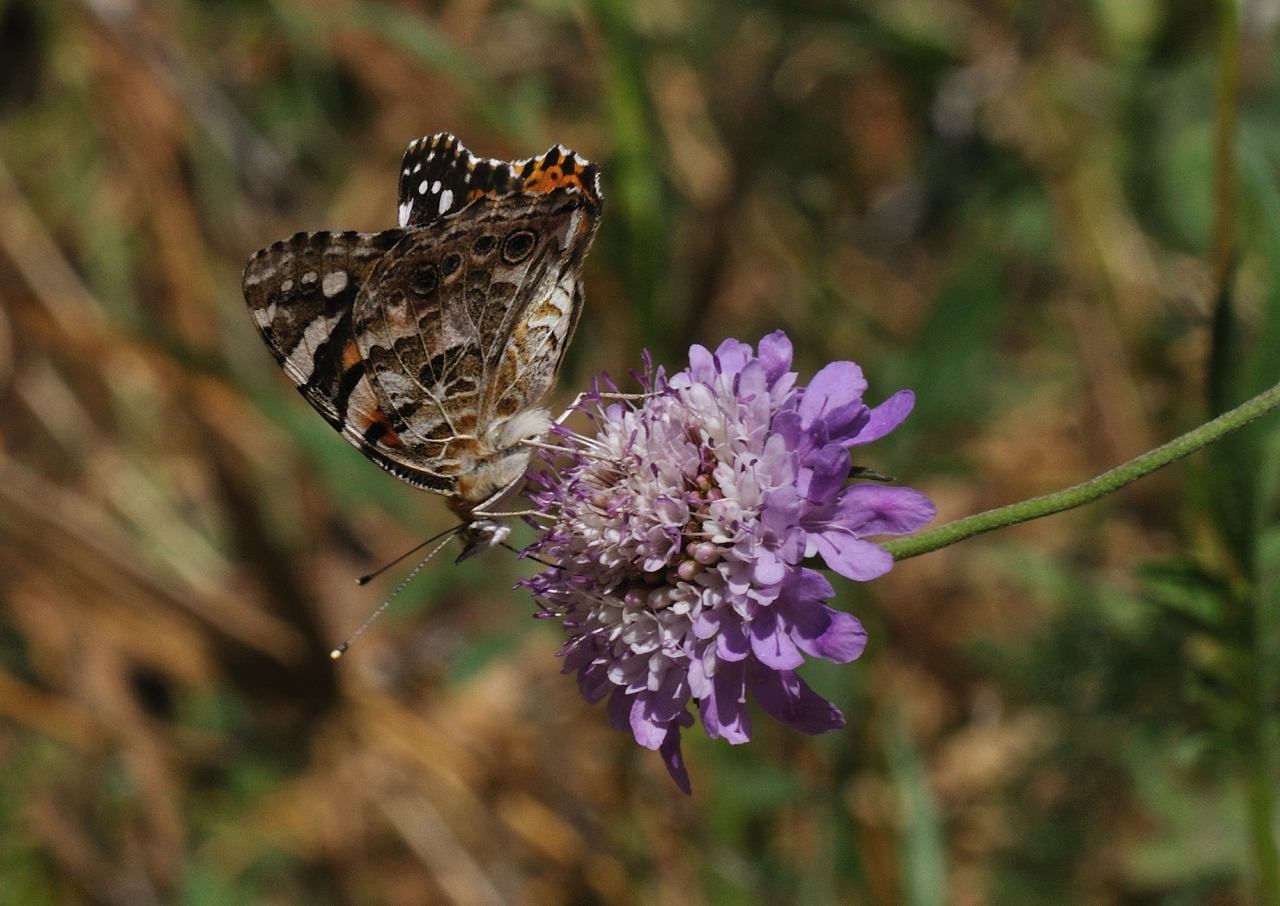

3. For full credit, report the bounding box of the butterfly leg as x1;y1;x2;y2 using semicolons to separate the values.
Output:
552;390;655;426
521;438;587;457
469;473;555;522
476;392;656;520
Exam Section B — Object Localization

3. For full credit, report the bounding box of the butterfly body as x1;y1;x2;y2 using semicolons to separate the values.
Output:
243;134;602;535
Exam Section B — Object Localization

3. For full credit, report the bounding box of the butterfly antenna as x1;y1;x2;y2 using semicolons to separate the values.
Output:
355;524;463;586
331;530;460;660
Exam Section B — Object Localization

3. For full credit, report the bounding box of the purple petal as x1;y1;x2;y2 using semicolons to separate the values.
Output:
649;669;688;723
769;371;798;404
713;338;753;377
735;361;769;408
748;608;805;669
811;531;894;581
630;694;668;750
716;615;750;661
688;645;712;698
683;344;716;385
781;566;836;604
846;390;914;447
659;721;693;795
624;696;665;752
607;689;633;733
799;362;867;425
757;331;793;384
560;635;595;671
772;526;807;564
576;662;612;703
819;400;870;441
692;608;721;640
781;599;868;663
794;420;832;461
700;662;751;743
835;484;936;536
753;548;787;586
800;444;851;503
768;565;839;621
762;486;804;536
747;665;846;735
770;410;804;452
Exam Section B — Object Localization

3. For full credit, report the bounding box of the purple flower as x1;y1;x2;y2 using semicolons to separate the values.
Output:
522;332;934;793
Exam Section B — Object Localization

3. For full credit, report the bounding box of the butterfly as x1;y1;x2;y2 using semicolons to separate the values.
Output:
242;133;602;557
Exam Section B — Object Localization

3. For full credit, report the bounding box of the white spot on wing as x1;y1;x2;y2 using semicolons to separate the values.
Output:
438;189;454;213
322;271;348;298
431;180;441;193
552;210;579;248
296;312;343;381
413;162;422;173
280;278;294;293
418;180;428;195
398;201;413;226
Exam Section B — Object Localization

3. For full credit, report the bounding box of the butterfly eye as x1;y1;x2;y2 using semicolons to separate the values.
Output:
472;234;497;256
410;265;438;296
440;252;463;278
502;230;536;263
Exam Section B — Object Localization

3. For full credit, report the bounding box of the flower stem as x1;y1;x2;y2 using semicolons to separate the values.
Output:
882;379;1280;561
1248;693;1280;906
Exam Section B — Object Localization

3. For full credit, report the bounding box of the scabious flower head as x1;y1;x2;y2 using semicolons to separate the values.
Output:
522;331;935;792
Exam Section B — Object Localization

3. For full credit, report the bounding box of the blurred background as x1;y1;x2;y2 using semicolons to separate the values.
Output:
1;0;1279;903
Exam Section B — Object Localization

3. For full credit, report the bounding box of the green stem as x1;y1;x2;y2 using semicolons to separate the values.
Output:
1248;694;1280;906
1249;479;1280;905
881;379;1280;561
1209;0;1241;293
1207;2;1280;900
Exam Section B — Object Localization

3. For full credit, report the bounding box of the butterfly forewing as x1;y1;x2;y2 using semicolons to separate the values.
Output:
241;229;453;492
397;133;603;230
397;133;522;229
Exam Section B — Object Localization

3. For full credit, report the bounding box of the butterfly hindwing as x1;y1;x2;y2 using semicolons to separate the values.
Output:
352;192;590;481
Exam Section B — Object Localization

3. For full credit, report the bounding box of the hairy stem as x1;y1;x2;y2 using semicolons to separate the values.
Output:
882;379;1280;561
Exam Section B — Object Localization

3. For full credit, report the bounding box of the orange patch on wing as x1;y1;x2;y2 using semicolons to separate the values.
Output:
522;156;600;206
374;413;403;448
524;166;592;199
341;339;362;371
354;406;403;449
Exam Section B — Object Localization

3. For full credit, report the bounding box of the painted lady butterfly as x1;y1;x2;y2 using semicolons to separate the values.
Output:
242;133;602;556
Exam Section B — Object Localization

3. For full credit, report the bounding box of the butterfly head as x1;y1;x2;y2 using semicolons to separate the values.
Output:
455;517;512;563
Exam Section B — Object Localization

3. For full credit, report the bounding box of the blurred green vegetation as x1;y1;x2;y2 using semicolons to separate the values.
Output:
0;0;1278;903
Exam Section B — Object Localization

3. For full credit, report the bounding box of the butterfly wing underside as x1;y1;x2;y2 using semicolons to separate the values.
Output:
397;132;602;229
243;132;602;507
241;230;453;492
352;192;596;490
